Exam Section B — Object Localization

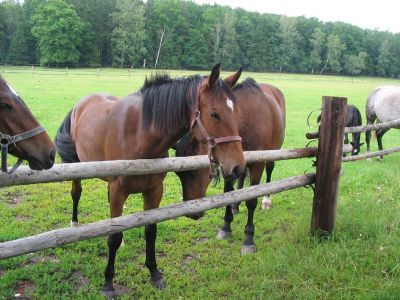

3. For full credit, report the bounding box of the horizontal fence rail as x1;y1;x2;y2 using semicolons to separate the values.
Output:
306;118;400;139
0;148;317;188
342;146;400;162
0;173;316;259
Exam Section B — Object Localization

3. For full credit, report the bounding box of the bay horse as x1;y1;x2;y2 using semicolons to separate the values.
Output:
175;77;286;255
365;86;400;160
54;64;245;296
0;76;55;172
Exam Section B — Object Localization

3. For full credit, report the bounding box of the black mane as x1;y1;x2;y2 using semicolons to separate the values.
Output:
141;73;203;135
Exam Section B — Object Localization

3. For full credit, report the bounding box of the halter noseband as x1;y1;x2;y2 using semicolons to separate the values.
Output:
0;126;46;173
189;80;242;165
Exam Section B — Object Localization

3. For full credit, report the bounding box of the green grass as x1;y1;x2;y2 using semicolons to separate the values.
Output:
1;66;400;299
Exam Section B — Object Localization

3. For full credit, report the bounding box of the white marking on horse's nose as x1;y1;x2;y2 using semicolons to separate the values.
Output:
226;98;234;111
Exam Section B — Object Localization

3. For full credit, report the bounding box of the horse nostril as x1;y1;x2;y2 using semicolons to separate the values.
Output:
49;150;56;162
232;165;242;180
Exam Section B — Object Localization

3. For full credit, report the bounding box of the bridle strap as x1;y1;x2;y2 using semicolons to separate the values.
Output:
190;110;242;162
0;126;46;173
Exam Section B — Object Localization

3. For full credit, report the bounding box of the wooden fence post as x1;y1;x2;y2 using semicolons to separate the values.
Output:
310;96;347;236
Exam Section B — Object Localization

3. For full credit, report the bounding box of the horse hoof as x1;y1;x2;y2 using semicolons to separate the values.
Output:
216;229;232;240
102;287;117;300
241;244;256;255
261;196;272;210
70;221;79;228
120;239;126;247
151;278;166;289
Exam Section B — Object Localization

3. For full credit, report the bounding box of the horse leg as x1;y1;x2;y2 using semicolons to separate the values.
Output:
365;113;376;161
71;179;82;227
242;164;263;255
261;161;274;210
143;184;166;289
102;182;127;298
216;180;235;240
376;128;388;160
343;133;349;157
231;171;246;215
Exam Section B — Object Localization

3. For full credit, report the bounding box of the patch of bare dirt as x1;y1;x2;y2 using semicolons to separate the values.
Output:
15;215;31;222
181;253;199;267
25;253;59;265
70;270;89;290
193;236;208;244
13;280;36;299
5;192;24;207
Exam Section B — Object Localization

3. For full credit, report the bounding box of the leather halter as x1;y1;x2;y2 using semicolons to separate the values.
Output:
189;81;242;165
0;126;46;173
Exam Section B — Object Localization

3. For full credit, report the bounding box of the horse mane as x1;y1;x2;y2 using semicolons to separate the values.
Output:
141;73;203;135
233;77;260;92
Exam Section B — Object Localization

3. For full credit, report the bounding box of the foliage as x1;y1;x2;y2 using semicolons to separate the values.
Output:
1;0;400;77
111;0;146;67
31;0;86;66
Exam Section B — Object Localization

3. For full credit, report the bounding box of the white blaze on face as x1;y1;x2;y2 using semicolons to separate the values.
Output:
6;82;18;97
226;98;234;111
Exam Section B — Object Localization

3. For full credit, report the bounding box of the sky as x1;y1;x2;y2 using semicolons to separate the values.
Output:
193;0;400;33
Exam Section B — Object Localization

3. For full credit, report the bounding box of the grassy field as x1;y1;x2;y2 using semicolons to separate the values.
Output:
1;66;400;299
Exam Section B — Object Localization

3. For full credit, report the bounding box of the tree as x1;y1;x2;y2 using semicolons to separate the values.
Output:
6;25;30;65
0;4;8;63
278;16;301;72
31;0;86;66
111;0;146;68
344;52;367;75
377;39;391;77
309;28;325;74
321;33;345;74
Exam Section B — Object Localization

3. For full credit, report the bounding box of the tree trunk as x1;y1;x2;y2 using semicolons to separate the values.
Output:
320;52;330;75
154;28;165;69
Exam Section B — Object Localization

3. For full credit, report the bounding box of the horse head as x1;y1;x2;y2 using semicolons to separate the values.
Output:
0;77;55;171
191;64;245;182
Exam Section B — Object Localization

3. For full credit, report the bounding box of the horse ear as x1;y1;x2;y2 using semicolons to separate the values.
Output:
208;63;221;88
224;67;242;87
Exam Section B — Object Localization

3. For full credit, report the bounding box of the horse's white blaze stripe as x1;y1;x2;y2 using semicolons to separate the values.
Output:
226;98;234;111
6;82;18;96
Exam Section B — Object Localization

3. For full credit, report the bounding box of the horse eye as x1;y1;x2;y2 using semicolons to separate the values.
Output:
0;103;12;111
209;111;220;120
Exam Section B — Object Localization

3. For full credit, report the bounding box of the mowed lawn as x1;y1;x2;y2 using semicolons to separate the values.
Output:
1;67;400;299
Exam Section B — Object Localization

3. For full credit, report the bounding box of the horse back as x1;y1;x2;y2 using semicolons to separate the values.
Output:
71;93;137;162
367;86;400;123
236;82;286;151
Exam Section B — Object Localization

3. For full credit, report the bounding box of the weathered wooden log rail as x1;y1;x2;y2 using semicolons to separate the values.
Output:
0;148;316;188
342;146;400;162
0;173;315;259
306;118;400;139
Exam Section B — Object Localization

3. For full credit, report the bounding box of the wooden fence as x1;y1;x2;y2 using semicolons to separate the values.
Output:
1;96;400;259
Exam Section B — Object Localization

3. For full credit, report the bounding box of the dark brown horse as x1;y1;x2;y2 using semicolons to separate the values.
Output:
0;76;55;172
54;64;245;296
175;77;285;255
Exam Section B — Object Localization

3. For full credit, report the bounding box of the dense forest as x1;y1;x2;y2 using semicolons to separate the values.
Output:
1;0;400;77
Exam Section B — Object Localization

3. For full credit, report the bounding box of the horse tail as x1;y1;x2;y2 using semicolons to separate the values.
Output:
54;110;80;163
